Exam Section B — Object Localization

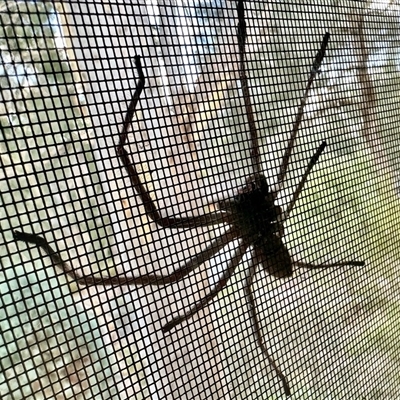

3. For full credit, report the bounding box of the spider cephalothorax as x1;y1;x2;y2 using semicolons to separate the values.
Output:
218;174;292;278
219;175;277;235
230;175;278;224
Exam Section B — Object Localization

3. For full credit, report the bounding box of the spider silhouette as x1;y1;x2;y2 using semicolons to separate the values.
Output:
13;0;364;396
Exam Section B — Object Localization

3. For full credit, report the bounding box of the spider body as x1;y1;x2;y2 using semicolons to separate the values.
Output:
218;173;292;278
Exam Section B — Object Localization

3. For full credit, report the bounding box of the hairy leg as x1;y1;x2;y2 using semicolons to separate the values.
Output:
162;238;248;332
281;141;326;223
273;33;330;196
117;56;229;230
244;258;291;396
294;260;365;270
236;0;261;174
13;228;239;286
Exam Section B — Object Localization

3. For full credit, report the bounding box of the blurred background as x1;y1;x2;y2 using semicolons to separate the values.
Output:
1;0;400;399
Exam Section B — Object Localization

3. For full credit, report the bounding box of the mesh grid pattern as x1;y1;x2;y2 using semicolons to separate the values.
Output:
1;1;400;399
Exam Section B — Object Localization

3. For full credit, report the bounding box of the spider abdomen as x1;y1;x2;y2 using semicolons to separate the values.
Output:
254;235;293;278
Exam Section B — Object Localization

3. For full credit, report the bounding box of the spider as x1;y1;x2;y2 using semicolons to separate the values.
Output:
13;0;364;396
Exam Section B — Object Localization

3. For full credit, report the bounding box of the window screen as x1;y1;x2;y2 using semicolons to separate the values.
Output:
1;1;400;399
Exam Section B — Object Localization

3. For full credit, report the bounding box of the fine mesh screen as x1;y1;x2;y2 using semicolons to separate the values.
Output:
1;1;400;399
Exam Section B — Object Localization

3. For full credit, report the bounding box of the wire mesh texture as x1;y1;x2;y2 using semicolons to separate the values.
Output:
1;0;400;399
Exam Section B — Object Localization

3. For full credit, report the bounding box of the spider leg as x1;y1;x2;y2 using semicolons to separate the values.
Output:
13;230;83;283
162;238;248;333
274;33;330;196
244;257;291;396
13;228;238;286
117;56;229;230
281;141;326;223
236;0;261;174
294;260;365;270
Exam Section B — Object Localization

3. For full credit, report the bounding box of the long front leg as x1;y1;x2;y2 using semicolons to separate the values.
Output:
273;32;330;196
162;239;249;332
117;56;229;230
13;228;238;286
244;258;291;396
236;0;261;174
281;141;326;223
